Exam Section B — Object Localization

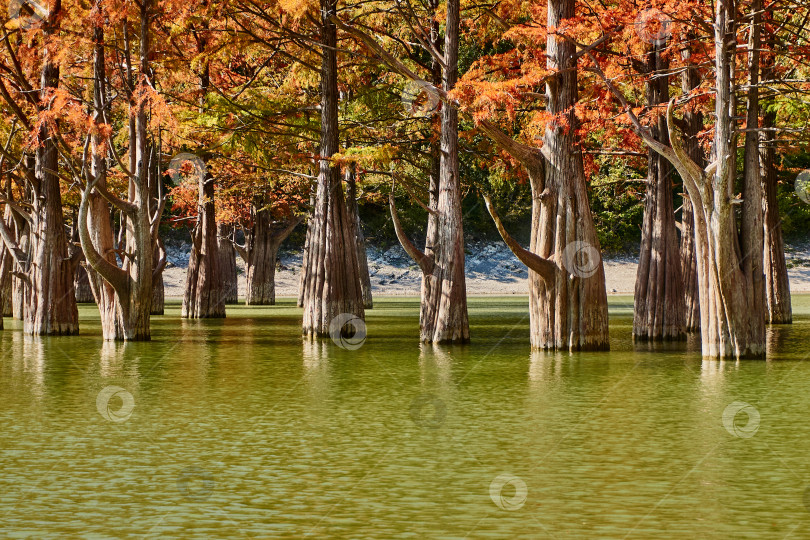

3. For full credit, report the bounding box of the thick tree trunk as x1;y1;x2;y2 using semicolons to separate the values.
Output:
633;44;686;341
298;190;315;308
760;64;791;324
182;170;225;318
0;237;10;328
24;1;79;335
525;0;609;350
300;1;365;336
217;223;239;304
151;256;165;314
345;164;373;309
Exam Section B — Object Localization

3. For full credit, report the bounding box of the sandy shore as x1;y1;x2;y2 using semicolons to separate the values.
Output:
162;240;810;298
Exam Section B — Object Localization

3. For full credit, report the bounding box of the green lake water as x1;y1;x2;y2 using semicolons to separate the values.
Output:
2;295;810;538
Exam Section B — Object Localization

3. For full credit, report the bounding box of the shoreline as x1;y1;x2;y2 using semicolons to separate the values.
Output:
161;240;810;298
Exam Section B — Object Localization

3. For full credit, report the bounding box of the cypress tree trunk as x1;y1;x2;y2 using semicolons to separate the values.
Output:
242;196;301;306
760;61;791;324
217;223;239;304
78;0;163;341
662;0;765;358
484;0;609;351
85;19;122;339
182;170;225;318
679;39;704;333
0;236;10;328
389;0;469;343
633;43;686;341
300;0;365;336
24;0;79;335
345;164;373;309
10;207;28;320
1;206;15;318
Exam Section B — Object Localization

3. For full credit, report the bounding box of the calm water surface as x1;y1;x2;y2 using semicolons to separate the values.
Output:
2;296;810;538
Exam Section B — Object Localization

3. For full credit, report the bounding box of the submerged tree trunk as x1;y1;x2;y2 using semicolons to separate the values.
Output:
300;0;365;336
679;43;703;333
10;205;28;320
1;206;15;318
760;63;792;324
390;0;469;343
345;164;373;309
78;0;164;341
633;44;686;341
24;1;79;335
484;0;609;351
242;196;302;306
182;170;225;318
217;224;239;304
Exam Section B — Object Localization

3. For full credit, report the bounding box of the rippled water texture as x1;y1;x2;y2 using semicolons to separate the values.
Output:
2;296;810;538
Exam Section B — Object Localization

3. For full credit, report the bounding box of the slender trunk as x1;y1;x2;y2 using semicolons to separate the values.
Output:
182;168;225;318
345;164;373;309
760;60;791;323
149;146;165;316
391;0;468;343
11;203;28;320
1;206;15;318
419;0;468;343
217;223;239;304
25;0;79;335
298;189;315;308
679;40;703;332
633;43;686;341
300;0;365;336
